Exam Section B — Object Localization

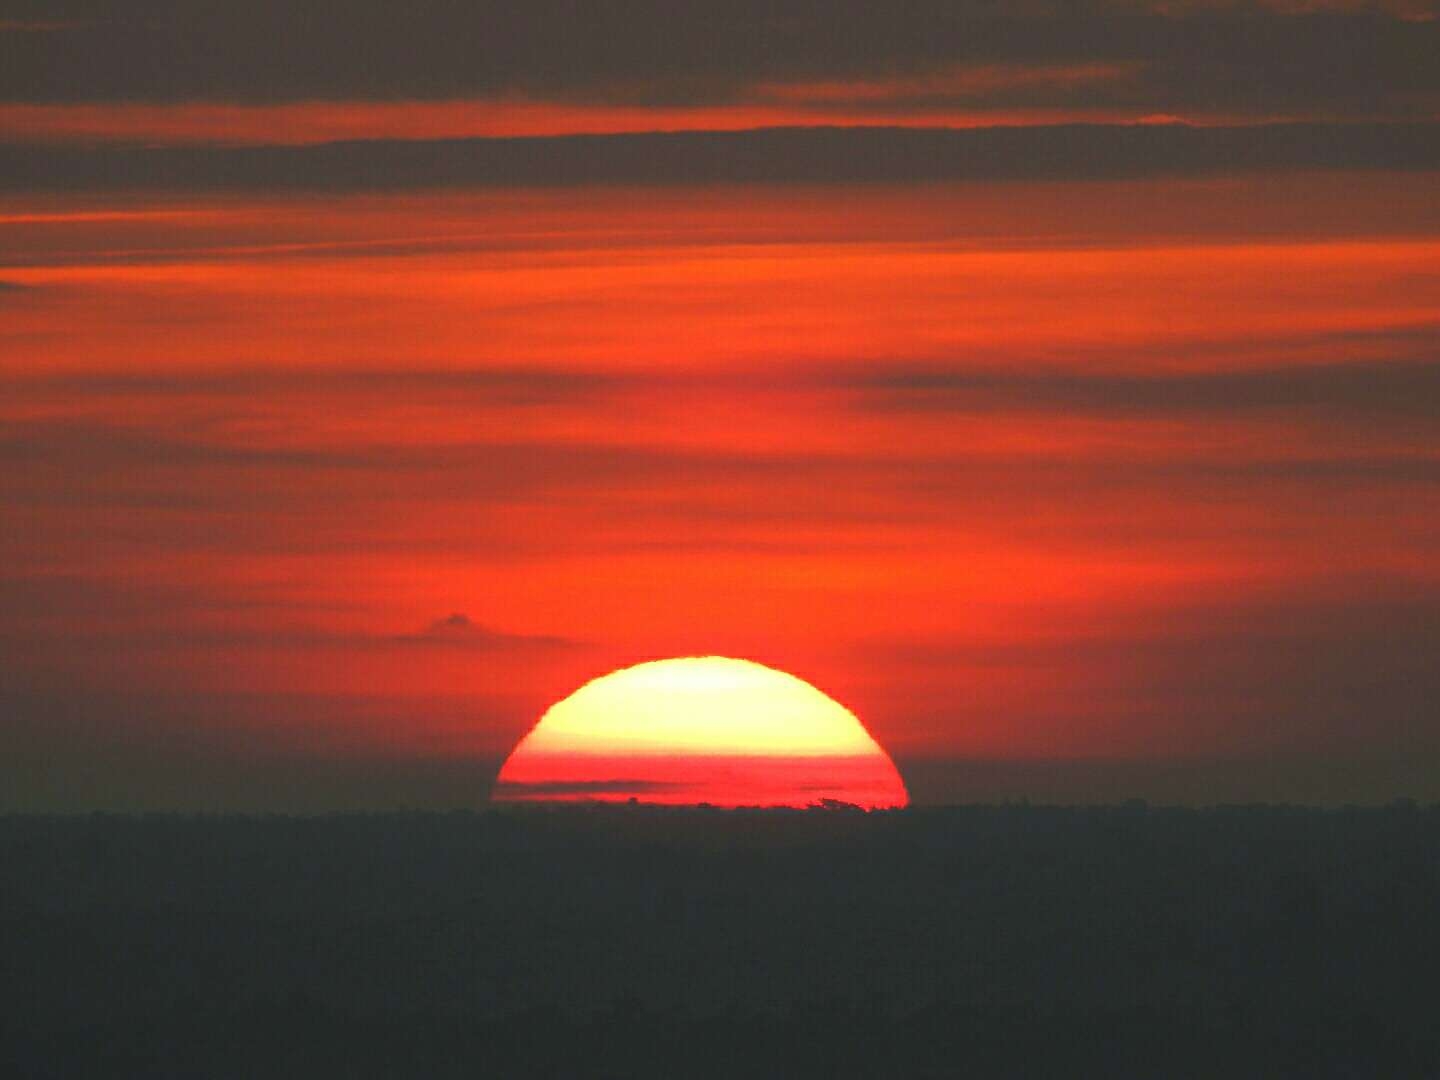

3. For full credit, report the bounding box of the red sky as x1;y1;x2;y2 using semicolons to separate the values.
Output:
2;2;1438;809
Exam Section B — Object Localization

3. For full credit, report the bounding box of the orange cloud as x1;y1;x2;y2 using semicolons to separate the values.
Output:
2;175;1438;791
0;98;1196;146
753;63;1141;106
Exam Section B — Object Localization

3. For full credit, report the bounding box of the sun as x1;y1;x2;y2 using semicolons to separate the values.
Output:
493;656;908;808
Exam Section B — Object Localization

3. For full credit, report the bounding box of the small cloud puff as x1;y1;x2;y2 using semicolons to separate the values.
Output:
400;613;575;650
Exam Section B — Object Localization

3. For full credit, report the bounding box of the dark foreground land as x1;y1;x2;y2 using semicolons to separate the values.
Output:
3;804;1438;1078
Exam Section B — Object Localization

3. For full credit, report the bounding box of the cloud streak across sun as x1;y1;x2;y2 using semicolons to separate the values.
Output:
495;657;909;808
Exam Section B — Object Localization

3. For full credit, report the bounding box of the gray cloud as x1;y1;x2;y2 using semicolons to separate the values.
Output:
1;366;618;404
491;779;682;798
877;578;1440;754
0;4;1435;120
0;684;515;811
0;574;349;619
883;577;1440;665
846;357;1440;422
0;608;578;655
396;613;576;651
1;387;1437;546
896;754;1440;806
2;122;1436;194
0;417;664;479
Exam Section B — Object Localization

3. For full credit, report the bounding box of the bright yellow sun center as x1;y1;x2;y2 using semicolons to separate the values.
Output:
520;656;879;757
494;656;908;808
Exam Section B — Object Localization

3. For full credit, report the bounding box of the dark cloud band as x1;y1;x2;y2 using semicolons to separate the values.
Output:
2;122;1437;192
847;357;1440;420
1;5;1435;117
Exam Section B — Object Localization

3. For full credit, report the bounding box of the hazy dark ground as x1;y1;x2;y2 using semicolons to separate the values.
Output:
3;805;1438;1078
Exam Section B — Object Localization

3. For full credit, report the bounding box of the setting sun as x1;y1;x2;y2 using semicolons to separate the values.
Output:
493;657;908;808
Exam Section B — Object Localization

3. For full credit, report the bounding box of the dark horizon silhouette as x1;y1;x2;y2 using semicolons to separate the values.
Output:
4;804;1438;1077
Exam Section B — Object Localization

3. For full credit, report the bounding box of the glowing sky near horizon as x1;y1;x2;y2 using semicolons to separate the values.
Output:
2;2;1438;809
